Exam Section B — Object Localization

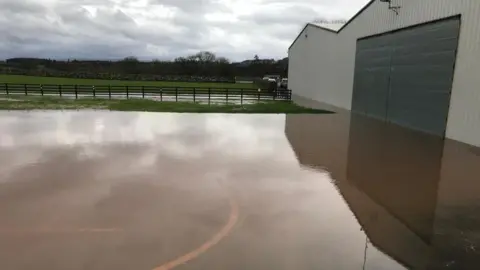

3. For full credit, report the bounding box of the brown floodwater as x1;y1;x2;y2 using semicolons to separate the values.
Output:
0;111;479;270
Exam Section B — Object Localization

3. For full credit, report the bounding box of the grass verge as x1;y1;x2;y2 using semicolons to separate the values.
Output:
0;96;333;114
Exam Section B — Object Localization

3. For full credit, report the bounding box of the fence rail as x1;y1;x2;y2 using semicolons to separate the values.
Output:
0;83;292;104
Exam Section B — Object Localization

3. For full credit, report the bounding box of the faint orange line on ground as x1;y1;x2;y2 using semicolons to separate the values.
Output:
153;193;239;270
0;228;124;234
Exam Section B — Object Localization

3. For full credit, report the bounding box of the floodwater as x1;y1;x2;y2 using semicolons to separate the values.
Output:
0;111;479;270
3;91;276;104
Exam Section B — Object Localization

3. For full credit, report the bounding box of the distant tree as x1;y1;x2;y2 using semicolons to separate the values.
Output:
120;56;140;74
1;52;289;80
216;57;230;64
186;54;199;62
174;57;187;62
185;51;217;63
196;51;216;62
123;56;139;62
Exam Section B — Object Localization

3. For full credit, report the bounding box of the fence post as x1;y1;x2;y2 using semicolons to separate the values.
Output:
240;89;243;105
208;88;211;105
258;89;260;103
92;85;95;98
40;84;43;96
175;87;178;102
193;88;196;103
160;88;163;101
24;84;27;96
5;83;8;96
59;85;62;97
142;86;145;98
126;86;129;99
226;88;229;104
75;85;78;99
108;85;111;99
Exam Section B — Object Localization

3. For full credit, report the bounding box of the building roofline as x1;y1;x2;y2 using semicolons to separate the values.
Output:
288;0;377;51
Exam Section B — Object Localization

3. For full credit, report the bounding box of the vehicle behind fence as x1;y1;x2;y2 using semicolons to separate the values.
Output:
0;83;292;105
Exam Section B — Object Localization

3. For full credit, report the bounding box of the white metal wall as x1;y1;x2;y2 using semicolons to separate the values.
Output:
288;0;480;147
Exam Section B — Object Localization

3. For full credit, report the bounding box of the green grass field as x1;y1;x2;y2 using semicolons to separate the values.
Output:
0;75;257;89
0;96;333;114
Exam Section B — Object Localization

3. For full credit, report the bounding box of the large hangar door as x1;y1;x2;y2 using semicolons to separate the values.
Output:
351;17;461;137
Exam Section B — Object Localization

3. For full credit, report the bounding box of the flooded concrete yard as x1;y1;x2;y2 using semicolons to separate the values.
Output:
0;111;479;270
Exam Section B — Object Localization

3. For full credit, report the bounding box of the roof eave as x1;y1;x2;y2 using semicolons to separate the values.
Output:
288;0;377;51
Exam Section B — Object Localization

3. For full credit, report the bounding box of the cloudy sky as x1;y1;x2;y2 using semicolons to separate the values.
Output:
0;0;369;62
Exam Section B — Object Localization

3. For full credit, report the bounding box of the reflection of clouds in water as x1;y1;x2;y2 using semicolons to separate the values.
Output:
0;111;297;180
0;111;407;270
0;111;291;161
0;112;59;135
206;114;284;152
0;110;313;206
0;148;46;183
0;111;180;147
54;111;179;145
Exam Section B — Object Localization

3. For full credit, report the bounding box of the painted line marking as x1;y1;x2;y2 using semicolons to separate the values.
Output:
153;194;239;270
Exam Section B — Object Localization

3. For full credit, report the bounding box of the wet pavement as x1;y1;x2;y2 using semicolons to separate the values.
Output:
0;111;479;270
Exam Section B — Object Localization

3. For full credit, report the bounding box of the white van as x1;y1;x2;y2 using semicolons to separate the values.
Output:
263;77;277;83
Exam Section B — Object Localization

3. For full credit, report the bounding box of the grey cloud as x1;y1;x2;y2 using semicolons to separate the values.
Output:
0;4;149;59
1;0;47;14
149;0;225;12
240;5;320;26
0;0;369;61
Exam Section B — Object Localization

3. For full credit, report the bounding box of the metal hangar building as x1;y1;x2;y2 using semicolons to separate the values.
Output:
288;0;480;147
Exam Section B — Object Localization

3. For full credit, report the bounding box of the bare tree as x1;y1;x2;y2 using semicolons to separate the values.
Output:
192;51;217;62
216;57;230;64
122;56;139;62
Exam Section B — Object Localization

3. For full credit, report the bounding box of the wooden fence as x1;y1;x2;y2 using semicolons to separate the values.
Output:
0;83;292;104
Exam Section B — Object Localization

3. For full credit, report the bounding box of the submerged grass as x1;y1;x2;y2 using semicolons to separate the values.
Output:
0;96;333;114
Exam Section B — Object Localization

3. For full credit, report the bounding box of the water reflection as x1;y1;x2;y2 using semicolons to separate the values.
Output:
0;111;479;270
0;111;301;270
0;111;290;166
285;113;480;270
0;111;407;270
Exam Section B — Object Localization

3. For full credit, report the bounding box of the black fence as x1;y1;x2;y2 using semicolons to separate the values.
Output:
0;83;292;104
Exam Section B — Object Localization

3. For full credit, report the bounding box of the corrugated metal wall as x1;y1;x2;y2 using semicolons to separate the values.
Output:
288;0;480;147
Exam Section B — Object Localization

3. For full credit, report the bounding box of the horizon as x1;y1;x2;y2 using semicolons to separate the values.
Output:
1;55;289;63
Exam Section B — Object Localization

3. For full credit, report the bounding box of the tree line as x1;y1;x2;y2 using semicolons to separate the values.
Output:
1;51;288;83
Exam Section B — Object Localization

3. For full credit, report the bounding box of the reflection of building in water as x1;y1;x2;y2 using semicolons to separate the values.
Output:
285;113;480;270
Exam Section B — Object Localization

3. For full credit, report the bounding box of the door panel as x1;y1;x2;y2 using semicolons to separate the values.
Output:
351;17;460;137
387;17;460;136
352;35;393;120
